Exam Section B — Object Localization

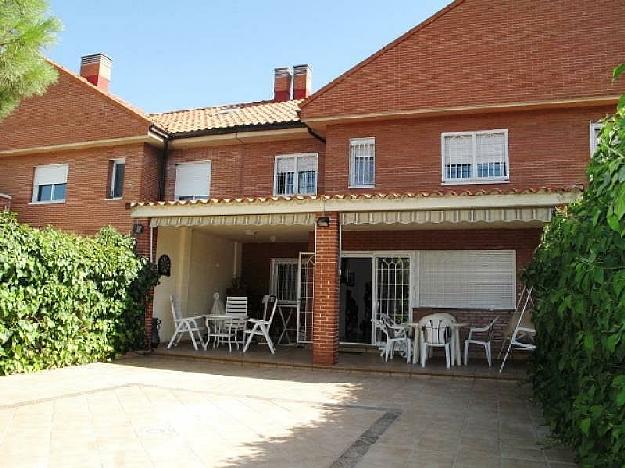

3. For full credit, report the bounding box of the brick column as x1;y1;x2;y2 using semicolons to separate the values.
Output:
312;212;340;366
132;218;157;350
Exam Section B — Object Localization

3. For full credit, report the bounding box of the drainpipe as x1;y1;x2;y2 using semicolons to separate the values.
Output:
149;125;171;201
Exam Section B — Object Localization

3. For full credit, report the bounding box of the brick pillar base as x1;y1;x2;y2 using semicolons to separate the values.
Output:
312;212;340;366
132;218;157;350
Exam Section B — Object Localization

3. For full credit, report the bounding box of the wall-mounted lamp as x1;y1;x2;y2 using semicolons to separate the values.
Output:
132;223;144;235
316;216;330;228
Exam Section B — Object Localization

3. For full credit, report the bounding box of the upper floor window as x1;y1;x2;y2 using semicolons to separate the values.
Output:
349;137;375;187
590;122;602;156
273;153;318;196
442;129;509;184
109;159;125;199
32;164;68;203
174;161;211;200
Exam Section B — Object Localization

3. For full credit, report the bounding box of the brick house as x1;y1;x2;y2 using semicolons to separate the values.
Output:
1;0;623;366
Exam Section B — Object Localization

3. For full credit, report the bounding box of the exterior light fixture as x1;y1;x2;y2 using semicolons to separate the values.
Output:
316;216;330;227
132;223;144;235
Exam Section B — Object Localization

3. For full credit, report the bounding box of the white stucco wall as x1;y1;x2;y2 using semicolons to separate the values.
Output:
152;227;235;343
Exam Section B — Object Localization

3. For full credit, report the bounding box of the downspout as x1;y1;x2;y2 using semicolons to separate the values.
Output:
149;124;171;201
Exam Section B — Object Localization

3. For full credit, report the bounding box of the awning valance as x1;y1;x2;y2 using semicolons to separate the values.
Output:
149;212;316;228
340;207;553;226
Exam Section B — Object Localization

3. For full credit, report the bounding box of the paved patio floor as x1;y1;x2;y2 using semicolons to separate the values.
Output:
0;355;576;467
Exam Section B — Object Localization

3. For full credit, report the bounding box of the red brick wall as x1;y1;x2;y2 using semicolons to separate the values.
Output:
0;65;149;150
313;212;340;365
301;0;625;119
165;137;324;199
322;106;612;194
0;143;156;235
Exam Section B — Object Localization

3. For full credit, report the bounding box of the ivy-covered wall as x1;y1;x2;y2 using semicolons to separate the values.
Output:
524;68;625;467
0;212;156;375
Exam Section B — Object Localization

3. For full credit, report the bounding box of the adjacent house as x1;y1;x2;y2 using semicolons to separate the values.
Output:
1;0;623;366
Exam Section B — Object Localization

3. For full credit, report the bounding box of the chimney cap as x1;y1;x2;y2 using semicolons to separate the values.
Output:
293;64;311;71
80;53;112;65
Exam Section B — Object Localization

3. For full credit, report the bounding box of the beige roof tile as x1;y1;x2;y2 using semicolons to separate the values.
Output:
149;99;303;135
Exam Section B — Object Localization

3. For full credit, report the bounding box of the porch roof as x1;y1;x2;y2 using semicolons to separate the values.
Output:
130;186;582;222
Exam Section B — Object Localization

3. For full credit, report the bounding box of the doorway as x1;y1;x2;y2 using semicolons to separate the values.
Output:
340;257;373;344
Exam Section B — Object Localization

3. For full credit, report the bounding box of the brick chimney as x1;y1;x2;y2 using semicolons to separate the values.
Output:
293;64;311;99
273;67;292;102
80;53;112;92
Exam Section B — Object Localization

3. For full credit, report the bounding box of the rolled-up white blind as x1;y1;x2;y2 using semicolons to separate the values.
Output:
34;164;68;186
175;161;211;199
419;250;516;309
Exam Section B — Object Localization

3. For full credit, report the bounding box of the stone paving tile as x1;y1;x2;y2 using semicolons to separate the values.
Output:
0;355;577;467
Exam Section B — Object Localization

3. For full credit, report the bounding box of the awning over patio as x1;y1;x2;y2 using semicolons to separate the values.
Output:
149;212;315;228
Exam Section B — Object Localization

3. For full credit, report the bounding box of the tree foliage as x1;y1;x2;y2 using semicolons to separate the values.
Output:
0;213;159;375
524;66;625;466
0;0;61;120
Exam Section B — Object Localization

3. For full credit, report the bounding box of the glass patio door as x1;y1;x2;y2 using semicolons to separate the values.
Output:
296;252;315;343
373;256;411;343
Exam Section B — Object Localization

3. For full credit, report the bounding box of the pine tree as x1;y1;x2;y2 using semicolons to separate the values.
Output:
0;0;61;120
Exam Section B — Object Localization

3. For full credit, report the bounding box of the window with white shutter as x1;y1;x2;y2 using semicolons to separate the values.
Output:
349;138;375;187
174;161;211;200
590;122;602;157
442;130;508;183
418;250;516;309
32;164;68;203
273;154;318;196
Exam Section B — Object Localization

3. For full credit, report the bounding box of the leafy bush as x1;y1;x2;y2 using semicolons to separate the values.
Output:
0;213;158;375
524;70;625;466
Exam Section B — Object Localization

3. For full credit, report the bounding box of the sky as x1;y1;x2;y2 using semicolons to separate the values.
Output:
46;1;451;114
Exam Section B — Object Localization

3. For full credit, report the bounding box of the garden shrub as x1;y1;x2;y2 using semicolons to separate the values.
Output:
0;213;158;375
524;68;625;467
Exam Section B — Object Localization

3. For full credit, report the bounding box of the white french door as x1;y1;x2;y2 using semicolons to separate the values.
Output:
296;252;315;343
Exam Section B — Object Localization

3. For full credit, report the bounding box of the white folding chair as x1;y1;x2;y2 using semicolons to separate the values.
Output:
243;295;278;354
499;287;536;373
225;296;248;351
167;295;206;351
464;317;499;367
378;314;412;363
420;317;452;368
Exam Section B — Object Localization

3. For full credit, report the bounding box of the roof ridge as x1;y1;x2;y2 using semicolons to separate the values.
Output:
46;58;153;126
150;98;304;117
300;0;466;112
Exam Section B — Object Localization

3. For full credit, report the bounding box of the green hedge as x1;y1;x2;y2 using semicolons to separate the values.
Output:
524;75;625;466
0;213;158;375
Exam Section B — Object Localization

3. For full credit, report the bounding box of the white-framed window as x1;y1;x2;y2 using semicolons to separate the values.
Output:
417;250;516;309
174;161;211;200
270;258;298;302
32;164;68;203
441;129;509;184
109;159;125;199
273;153;318;196
349;137;375;187
590;122;602;157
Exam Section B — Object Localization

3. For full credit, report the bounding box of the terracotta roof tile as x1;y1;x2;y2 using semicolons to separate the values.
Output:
149;99;303;135
129;186;584;208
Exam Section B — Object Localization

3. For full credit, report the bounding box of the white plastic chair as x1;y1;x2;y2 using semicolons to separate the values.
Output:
464;317;499;367
167;295;206;351
224;296;248;351
243;295;278;354
378;314;412;363
420;317;452;368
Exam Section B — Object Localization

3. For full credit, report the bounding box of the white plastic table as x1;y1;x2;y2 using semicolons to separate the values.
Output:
407;316;467;366
204;314;247;351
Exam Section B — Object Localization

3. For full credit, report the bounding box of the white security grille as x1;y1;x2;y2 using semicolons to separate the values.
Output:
174;161;211;200
419;250;516;309
442;130;508;182
349;138;375;187
274;154;318;196
296;252;315;343
375;256;411;325
271;259;298;302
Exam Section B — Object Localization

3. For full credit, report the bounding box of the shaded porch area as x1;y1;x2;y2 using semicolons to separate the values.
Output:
151;342;528;381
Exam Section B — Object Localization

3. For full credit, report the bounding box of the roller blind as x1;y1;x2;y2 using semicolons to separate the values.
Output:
34;164;68;186
418;250;516;309
175;161;211;200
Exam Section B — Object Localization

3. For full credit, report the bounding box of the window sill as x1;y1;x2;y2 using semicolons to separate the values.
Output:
105;197;123;201
29;200;66;205
441;179;510;186
273;192;318;197
348;185;376;189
